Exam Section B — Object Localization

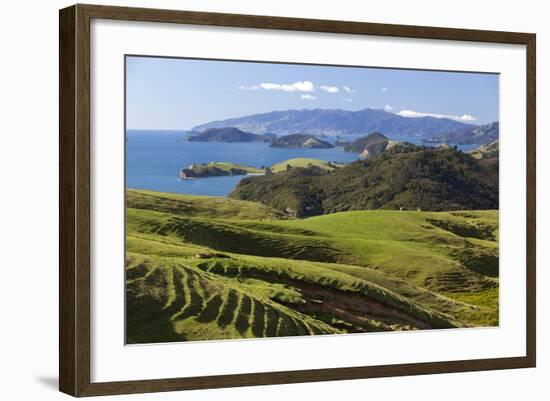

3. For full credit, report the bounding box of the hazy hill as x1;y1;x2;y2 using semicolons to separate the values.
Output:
192;108;473;138
270;133;334;149
427;122;499;145
230;147;498;217
187;127;269;143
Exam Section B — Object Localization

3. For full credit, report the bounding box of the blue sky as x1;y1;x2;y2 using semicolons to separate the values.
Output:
126;56;499;130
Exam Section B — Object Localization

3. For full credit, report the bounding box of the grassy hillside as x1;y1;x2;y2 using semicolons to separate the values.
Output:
469;140;499;160
126;189;499;343
200;162;263;173
270;158;344;173
126;189;287;219
230;147;498;217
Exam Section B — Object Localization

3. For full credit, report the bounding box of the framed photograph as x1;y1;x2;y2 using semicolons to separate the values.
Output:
59;4;536;397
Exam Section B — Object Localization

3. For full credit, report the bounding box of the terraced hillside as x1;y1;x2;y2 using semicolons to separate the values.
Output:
126;189;499;344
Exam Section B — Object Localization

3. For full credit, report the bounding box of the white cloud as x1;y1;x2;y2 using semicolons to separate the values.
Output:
397;109;477;122
238;85;260;90
238;81;315;92
456;114;477;122
301;94;316;100
384;104;394;111
381;87;388;92
258;80;315;92
240;81;358;95
320;85;339;93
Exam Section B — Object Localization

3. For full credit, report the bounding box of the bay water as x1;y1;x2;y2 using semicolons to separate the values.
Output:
126;130;478;197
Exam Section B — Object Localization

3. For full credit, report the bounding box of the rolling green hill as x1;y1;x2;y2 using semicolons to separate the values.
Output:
126;189;288;219
270;158;344;173
126;189;499;344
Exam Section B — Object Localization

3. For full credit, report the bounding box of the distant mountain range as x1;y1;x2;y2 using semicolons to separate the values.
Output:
192;108;482;139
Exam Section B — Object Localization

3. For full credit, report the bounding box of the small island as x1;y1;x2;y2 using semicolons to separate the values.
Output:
180;158;345;179
270;133;334;149
187;127;271;143
344;132;419;158
180;162;263;179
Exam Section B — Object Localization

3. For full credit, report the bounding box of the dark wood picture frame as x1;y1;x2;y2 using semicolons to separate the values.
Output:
59;3;536;397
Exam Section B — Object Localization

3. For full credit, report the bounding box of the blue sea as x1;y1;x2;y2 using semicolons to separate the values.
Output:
126;130;359;196
126;130;478;197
